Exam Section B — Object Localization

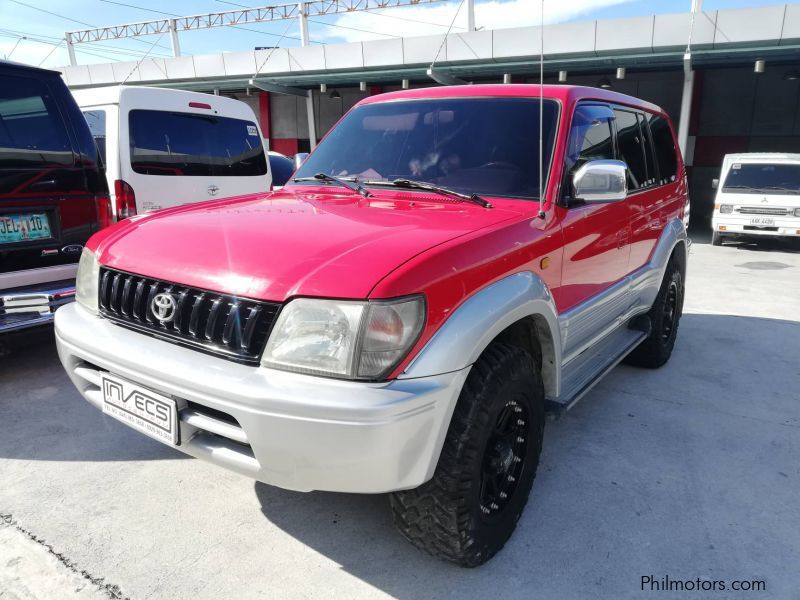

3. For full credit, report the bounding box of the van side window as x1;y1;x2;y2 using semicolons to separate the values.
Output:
0;75;74;168
638;113;657;187
563;104;614;198
614;109;647;191
83;110;107;164
648;114;678;184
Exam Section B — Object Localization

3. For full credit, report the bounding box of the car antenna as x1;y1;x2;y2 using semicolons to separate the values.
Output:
537;0;546;220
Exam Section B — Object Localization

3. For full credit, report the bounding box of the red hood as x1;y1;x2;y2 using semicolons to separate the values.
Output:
91;186;523;301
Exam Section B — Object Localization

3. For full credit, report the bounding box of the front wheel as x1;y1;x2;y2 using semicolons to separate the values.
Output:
624;260;684;369
390;343;545;567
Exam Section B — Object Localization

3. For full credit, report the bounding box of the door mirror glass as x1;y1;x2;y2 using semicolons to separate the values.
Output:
294;153;310;170
711;178;719;190
572;159;628;203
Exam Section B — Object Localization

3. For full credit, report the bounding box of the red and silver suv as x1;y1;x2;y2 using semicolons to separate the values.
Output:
55;85;687;566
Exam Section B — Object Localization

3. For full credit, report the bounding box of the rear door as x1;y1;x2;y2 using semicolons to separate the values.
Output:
0;66;102;276
122;105;269;213
613;107;665;272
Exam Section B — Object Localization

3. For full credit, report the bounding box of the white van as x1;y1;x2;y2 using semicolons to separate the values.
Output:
73;86;271;220
711;153;800;246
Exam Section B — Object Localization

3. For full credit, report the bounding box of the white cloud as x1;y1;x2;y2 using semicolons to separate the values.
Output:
318;0;635;43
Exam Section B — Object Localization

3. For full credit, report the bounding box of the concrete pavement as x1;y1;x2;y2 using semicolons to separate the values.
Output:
1;234;798;599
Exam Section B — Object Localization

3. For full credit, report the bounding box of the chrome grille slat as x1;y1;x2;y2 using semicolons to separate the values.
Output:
98;267;280;365
737;206;788;216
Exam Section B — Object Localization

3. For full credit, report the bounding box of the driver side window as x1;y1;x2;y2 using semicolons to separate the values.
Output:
562;104;615;200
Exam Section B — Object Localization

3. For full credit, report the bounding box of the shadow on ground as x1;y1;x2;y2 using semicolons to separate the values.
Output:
0;326;187;462
252;313;800;598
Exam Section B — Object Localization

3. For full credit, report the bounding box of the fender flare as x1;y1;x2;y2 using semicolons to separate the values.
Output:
400;271;562;398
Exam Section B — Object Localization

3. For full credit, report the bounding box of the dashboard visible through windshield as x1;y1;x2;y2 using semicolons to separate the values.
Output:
292;97;559;200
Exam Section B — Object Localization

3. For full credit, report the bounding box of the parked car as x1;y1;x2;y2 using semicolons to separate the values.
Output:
268;151;294;189
72;86;271;220
55;85;688;566
0;60;109;334
711;152;800;246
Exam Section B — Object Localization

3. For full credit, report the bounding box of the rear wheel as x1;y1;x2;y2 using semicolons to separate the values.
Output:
711;231;723;246
390;343;545;567
624;260;684;369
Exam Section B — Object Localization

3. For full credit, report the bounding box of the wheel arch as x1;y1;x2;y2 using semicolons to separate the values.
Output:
400;272;562;399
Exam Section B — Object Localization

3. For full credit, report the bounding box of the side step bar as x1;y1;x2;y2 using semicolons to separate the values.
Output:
546;316;651;417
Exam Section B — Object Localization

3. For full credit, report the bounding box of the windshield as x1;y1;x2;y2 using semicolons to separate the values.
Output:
722;162;800;194
293;97;559;199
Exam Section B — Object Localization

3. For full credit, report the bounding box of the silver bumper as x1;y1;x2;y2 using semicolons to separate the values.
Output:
55;303;470;493
1;280;76;333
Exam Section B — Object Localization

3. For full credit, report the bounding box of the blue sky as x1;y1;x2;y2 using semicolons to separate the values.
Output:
0;0;794;67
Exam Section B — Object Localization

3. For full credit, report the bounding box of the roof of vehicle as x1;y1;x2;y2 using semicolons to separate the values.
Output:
358;84;664;115
722;152;800;162
0;59;60;76
70;85;253;112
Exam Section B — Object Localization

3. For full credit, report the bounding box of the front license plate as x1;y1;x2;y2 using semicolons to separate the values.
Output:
750;217;775;226
0;213;51;243
102;374;179;445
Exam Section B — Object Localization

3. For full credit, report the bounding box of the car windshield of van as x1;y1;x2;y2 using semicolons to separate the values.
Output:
292;98;559;200
129;110;267;177
722;162;800;194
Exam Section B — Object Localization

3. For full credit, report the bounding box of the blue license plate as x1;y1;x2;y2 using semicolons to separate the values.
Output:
0;213;52;244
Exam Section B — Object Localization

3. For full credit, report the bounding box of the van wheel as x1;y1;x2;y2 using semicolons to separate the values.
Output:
390;343;545;567
711;231;723;246
624;260;684;369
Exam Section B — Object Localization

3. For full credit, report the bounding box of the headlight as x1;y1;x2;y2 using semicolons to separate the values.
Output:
794;207;800;217
262;296;425;380
75;248;100;314
719;204;733;214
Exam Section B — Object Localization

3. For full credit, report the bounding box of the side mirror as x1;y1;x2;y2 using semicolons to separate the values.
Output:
294;153;310;170
711;178;719;190
572;159;627;203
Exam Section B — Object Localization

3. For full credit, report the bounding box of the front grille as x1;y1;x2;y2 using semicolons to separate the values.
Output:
737;206;788;216
98;267;281;364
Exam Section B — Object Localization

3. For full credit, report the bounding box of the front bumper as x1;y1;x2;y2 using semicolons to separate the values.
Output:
1;280;75;333
55;303;469;493
712;215;800;237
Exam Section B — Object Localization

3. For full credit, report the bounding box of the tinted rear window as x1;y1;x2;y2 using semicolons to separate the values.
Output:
129;110;267;177
0;75;74;168
722;162;800;194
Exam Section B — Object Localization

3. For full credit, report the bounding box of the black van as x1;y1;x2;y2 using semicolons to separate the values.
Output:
0;60;109;334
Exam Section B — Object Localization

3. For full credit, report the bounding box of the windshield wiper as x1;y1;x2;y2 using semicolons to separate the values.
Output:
292;173;371;197
366;178;492;208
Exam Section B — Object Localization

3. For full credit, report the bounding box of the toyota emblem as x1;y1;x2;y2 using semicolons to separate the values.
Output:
151;293;177;323
208;184;220;196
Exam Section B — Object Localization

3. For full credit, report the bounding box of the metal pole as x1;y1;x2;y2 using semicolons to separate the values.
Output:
677;54;694;160
466;0;475;31
298;2;309;46
65;32;77;66
169;19;181;57
677;0;702;161
306;89;317;149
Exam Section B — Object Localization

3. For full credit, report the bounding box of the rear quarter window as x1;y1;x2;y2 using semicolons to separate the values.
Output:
129;109;267;177
648;114;678;185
